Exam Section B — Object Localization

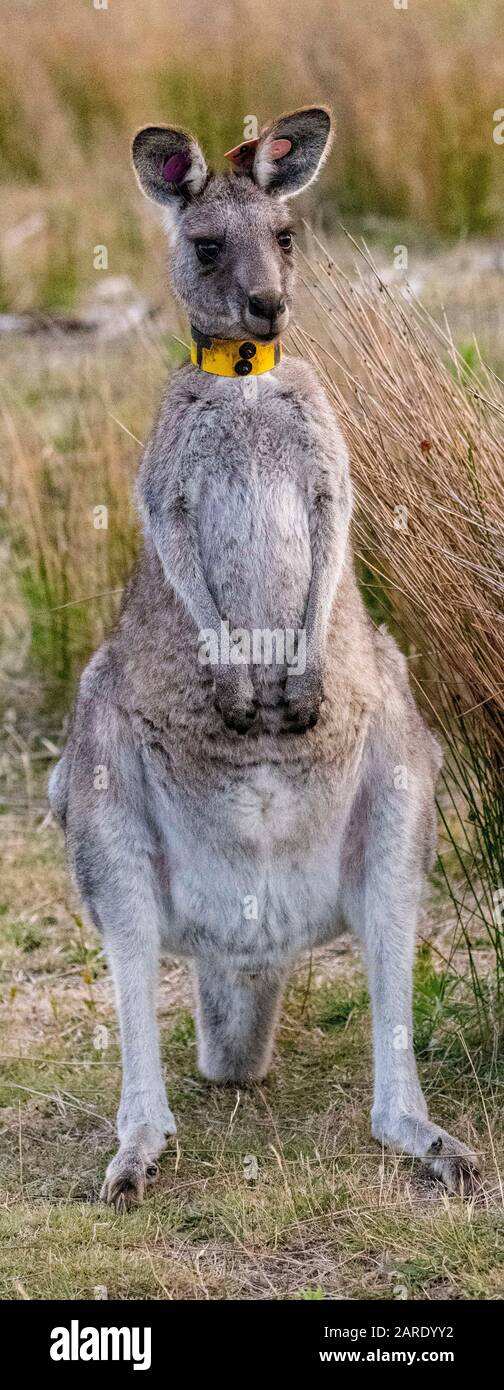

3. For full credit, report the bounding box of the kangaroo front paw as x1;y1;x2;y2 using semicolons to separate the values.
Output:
213;669;257;734
282;669;324;734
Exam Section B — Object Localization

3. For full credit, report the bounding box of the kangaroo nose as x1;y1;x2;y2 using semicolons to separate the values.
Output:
248;292;286;322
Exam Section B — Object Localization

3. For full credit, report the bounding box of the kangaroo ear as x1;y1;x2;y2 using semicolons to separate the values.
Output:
131;125;208;209
252;107;332;199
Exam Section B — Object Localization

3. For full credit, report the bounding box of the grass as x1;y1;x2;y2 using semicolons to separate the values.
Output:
0;331;168;705
0;801;503;1301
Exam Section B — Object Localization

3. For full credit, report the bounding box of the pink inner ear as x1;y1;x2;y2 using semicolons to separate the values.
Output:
269;138;292;160
162;152;190;183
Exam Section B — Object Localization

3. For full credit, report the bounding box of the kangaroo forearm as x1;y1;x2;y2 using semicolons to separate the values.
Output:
304;478;351;658
304;548;345;661
305;567;339;652
169;561;221;635
147;511;221;635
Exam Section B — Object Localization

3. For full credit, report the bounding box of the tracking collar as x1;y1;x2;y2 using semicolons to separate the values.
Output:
190;325;282;378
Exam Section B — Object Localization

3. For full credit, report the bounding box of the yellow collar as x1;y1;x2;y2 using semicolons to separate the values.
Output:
190;327;282;378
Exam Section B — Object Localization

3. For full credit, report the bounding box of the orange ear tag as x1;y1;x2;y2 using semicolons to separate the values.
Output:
223;138;259;169
223;135;292;170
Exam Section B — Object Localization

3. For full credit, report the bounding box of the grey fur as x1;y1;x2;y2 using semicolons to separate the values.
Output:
49;109;479;1208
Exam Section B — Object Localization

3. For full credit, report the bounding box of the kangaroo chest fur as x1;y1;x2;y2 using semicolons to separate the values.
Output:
121;362;376;969
191;374;313;632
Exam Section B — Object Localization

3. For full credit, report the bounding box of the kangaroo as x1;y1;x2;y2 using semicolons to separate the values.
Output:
49;107;479;1208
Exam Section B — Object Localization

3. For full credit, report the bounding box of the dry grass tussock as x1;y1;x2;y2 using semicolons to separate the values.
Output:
293;233;504;1007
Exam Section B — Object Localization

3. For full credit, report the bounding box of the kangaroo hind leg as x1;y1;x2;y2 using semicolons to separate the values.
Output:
340;723;480;1196
66;704;176;1210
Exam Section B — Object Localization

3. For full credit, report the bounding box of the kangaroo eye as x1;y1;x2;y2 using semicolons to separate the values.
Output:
277;230;293;252
195;240;222;265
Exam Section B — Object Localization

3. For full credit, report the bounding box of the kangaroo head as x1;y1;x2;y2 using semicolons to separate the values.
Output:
132;107;332;342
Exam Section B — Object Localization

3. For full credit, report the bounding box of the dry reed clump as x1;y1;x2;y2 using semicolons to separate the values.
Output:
292;232;504;1002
